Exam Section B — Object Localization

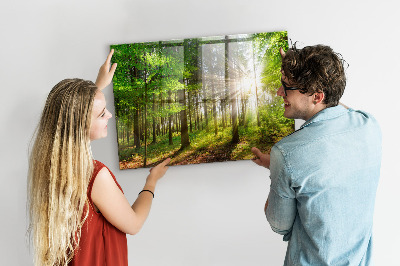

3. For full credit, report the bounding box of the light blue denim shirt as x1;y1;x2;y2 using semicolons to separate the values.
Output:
266;105;382;266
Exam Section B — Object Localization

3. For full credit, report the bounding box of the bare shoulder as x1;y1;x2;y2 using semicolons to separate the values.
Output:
95;166;113;182
91;167;118;199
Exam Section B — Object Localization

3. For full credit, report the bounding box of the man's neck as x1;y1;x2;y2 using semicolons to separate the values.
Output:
304;104;327;121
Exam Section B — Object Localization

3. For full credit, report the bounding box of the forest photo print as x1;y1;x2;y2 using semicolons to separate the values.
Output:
111;31;294;170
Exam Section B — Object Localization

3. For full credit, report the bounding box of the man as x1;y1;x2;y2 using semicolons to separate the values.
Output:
252;44;381;265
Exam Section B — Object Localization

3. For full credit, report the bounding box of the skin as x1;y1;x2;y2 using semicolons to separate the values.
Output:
90;50;171;235
95;49;117;91
90;90;112;141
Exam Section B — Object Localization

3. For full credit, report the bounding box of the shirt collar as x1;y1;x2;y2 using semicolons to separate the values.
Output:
300;105;349;129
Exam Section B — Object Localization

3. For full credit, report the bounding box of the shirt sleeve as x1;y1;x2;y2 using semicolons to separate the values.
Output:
266;145;297;241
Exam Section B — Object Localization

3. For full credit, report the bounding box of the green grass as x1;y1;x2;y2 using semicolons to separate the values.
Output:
118;123;291;169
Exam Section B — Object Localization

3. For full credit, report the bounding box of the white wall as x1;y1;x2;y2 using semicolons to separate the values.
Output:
1;0;398;265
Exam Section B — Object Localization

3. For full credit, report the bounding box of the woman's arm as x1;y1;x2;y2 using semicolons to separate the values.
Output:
91;158;171;235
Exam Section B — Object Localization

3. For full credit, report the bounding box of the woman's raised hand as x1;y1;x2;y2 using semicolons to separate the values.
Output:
95;49;117;90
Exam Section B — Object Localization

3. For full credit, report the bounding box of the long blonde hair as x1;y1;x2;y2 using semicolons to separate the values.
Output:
28;79;98;265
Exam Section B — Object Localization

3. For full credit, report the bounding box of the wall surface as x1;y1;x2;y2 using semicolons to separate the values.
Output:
1;0;399;265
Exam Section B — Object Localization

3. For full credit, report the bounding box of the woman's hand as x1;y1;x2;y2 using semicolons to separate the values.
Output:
146;158;171;186
95;49;117;90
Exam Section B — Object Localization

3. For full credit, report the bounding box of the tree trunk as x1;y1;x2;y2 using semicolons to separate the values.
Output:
195;91;200;130
239;70;245;126
126;122;130;145
143;68;148;167
129;63;141;150
152;93;157;144
225;36;239;143
188;90;192;133
203;86;208;131
211;78;218;136
252;40;260;127
168;90;173;145
179;86;190;148
134;107;140;149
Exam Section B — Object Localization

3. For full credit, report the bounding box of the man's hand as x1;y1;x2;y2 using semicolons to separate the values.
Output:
251;147;271;169
279;47;286;58
96;49;117;90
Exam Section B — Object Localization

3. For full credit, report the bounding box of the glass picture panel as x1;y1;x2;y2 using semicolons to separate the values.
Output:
111;31;294;169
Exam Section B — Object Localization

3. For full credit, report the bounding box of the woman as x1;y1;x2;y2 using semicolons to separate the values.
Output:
27;50;170;265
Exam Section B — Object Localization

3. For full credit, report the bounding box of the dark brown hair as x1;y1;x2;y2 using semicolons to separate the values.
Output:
281;44;347;107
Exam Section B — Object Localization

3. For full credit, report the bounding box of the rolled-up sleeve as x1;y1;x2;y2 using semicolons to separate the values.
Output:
266;146;297;241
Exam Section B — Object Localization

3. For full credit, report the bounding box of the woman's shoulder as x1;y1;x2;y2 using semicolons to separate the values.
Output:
93;159;105;169
92;160;123;193
93;160;115;177
90;160;107;188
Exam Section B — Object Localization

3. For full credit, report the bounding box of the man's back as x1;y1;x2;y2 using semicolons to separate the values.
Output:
267;105;382;266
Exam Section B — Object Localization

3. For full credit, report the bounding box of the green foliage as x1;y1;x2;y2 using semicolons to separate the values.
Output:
252;31;288;94
259;96;294;143
111;42;185;121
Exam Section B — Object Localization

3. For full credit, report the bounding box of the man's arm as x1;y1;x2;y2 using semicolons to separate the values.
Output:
251;145;296;238
251;147;271;215
265;146;297;239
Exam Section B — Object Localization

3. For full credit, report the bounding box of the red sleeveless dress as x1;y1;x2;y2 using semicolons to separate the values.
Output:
69;160;128;266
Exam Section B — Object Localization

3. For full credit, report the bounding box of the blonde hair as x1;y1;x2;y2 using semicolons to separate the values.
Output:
28;79;98;265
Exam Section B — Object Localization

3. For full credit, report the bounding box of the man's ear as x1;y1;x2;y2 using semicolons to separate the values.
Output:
279;47;286;58
313;92;325;104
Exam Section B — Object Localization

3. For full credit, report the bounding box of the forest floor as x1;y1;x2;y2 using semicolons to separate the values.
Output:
118;126;277;170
